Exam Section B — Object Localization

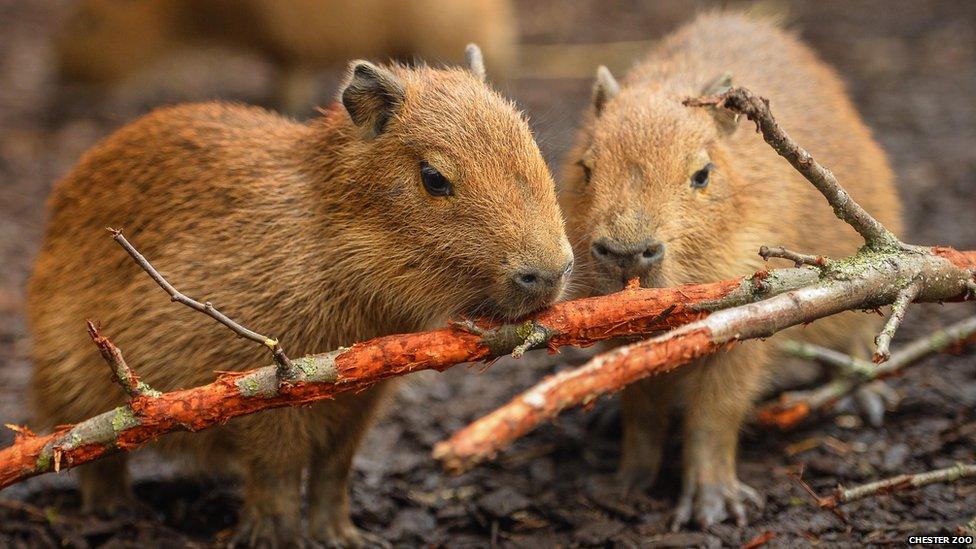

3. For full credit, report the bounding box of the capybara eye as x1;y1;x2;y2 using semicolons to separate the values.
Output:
690;162;714;189
420;161;453;197
576;160;592;184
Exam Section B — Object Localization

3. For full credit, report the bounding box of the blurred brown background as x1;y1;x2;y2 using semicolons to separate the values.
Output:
1;1;974;546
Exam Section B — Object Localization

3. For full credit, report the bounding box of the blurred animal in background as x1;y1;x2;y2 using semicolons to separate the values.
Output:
55;0;517;114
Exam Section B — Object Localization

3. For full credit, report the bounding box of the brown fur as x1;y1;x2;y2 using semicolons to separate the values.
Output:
559;13;902;528
28;60;571;546
56;0;517;112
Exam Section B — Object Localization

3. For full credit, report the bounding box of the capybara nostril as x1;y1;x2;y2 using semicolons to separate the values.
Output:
641;241;665;264
591;237;665;278
513;263;570;296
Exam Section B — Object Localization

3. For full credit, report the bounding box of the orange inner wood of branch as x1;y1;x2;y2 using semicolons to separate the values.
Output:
436;327;726;471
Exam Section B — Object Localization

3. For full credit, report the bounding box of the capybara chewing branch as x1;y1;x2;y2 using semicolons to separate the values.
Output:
433;247;976;472
435;86;976;473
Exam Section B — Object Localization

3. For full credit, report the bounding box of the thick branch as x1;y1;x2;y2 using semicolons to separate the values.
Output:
818;462;976;509
684;89;899;248
434;249;975;472
0;261;835;490
108;228;293;378
757;313;976;429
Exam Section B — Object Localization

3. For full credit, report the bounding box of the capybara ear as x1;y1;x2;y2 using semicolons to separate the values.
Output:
592;65;620;116
701;72;740;135
341;60;405;138
465;43;486;82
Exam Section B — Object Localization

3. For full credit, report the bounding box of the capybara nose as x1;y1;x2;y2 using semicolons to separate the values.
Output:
591;237;665;279
513;259;574;297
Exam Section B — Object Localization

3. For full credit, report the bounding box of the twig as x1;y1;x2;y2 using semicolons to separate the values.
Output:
684;88;900;249
86;321;159;398
757;314;976;429
108;228;294;380
819;462;976;509
759;245;827;268
873;281;922;363
778;340;874;378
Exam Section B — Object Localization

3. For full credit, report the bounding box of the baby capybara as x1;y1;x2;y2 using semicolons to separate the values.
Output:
29;49;572;546
560;13;902;530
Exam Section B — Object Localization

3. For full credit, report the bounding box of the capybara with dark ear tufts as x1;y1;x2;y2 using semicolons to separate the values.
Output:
29;48;572;546
55;0;518;113
560;13;901;530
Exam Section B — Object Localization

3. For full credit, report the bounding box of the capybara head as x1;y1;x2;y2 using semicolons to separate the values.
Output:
329;48;573;320
561;67;743;295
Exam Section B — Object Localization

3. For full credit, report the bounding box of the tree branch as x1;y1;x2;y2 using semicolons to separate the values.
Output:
873;281;922;363
86;321;159;398
684;88;900;249
757;313;976;429
759;245;828;268
0;259;838;490
817;462;976;509
433;249;975;472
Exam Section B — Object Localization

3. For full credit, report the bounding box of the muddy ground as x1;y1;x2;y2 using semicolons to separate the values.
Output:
1;0;975;547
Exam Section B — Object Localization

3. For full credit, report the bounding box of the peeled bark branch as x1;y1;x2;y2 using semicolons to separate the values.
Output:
757;313;976;429
87;321;159;398
0;260;833;490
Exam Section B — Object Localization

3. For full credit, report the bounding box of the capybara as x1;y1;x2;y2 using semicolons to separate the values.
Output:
55;0;517;113
559;13;902;530
29;49;572;546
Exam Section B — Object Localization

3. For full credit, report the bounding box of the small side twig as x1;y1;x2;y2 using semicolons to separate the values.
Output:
86;321;159;398
873;281;922;363
108;228;294;380
759;245;828;268
819;462;976;509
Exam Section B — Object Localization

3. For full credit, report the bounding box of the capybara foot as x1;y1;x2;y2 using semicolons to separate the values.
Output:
670;479;764;531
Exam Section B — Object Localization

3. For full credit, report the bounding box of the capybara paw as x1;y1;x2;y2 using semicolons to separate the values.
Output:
229;515;307;549
670;480;764;531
